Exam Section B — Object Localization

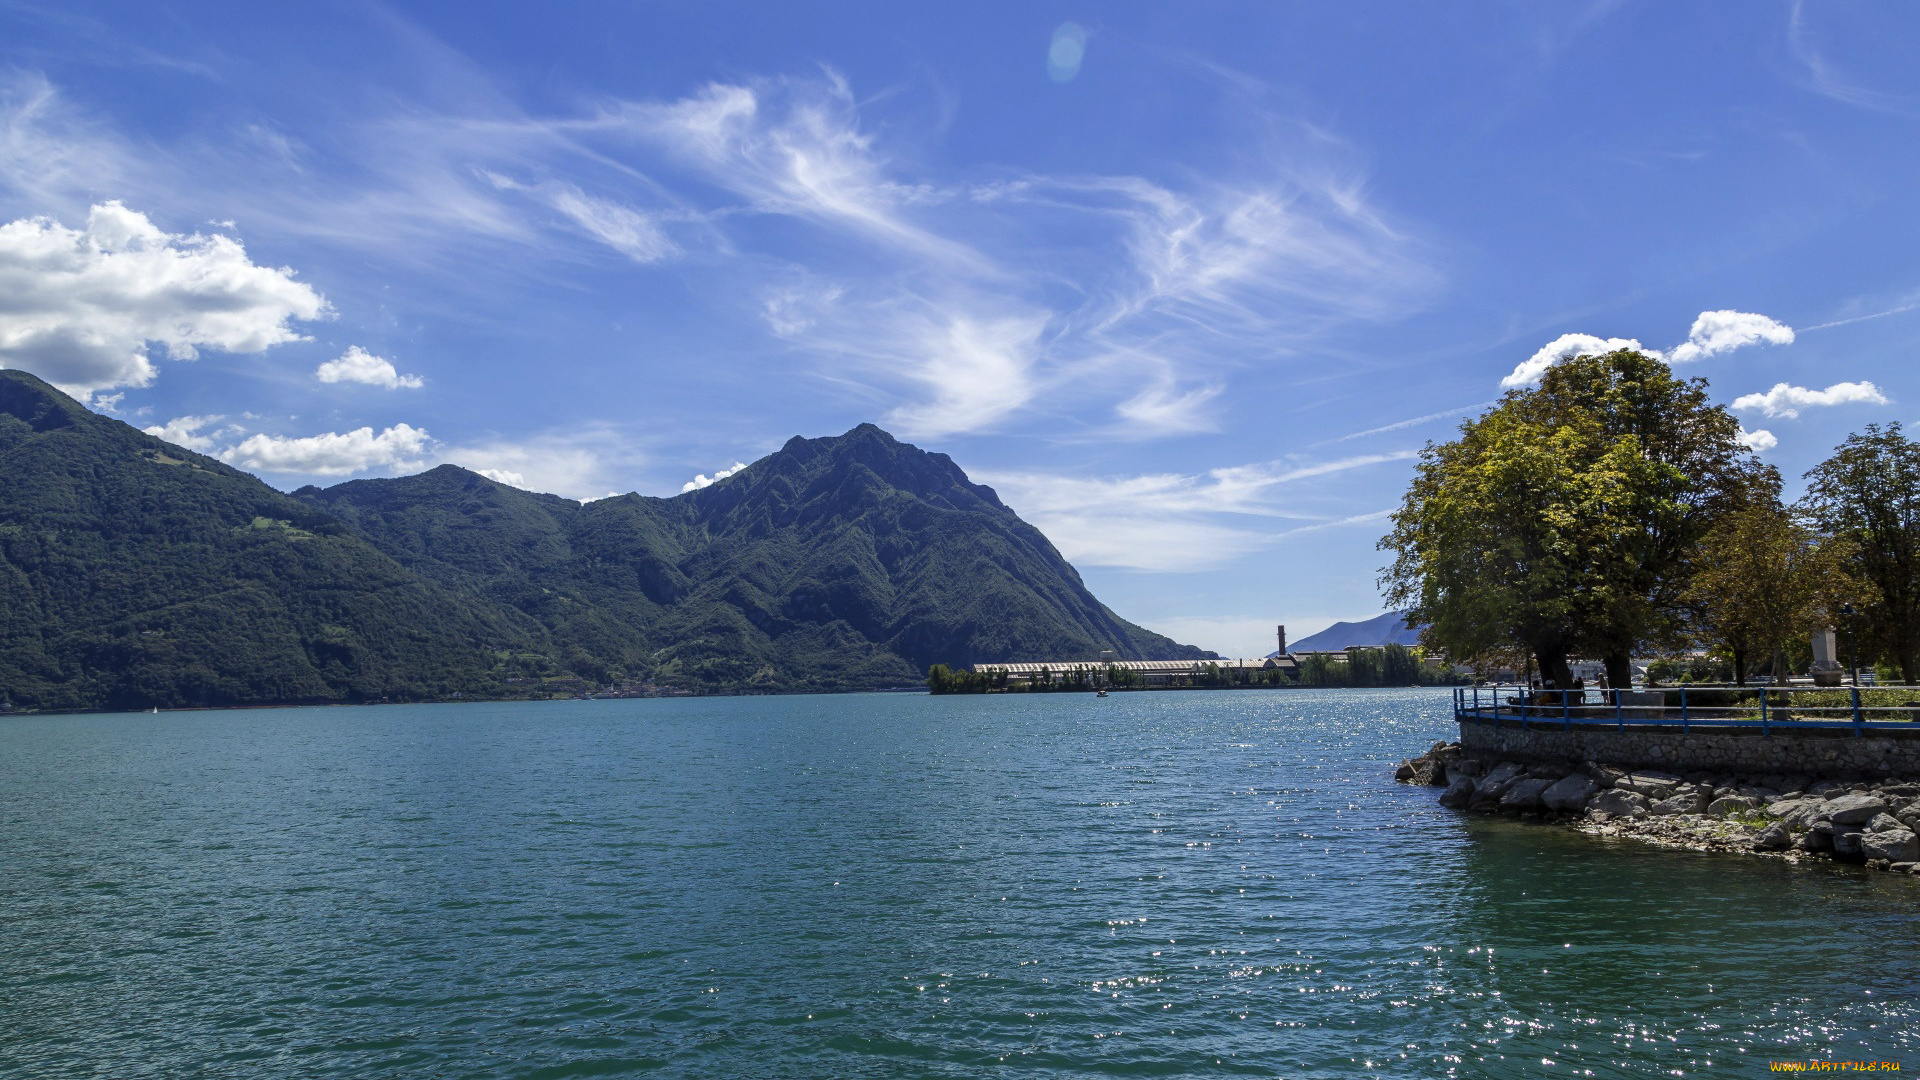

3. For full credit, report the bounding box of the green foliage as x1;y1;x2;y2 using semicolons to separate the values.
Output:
1800;423;1920;684
1381;350;1766;687
1683;501;1863;684
0;373;1208;710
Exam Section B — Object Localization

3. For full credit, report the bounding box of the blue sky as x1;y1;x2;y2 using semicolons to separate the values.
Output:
2;2;1917;655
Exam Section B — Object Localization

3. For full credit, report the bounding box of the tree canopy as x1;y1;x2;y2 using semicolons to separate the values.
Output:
1380;350;1767;687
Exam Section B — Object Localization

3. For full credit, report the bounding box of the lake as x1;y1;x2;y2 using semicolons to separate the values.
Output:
2;688;1915;1077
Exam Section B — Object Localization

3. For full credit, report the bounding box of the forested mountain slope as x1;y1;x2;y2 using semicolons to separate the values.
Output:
0;370;1204;710
0;371;542;710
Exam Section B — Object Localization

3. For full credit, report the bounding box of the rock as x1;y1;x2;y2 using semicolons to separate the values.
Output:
1450;758;1484;778
1470;763;1525;808
1824;795;1889;827
1481;761;1524;788
1438;776;1476;809
1833;830;1866;862
1394;761;1418;782
1588;764;1627;787
1541;774;1599;813
1753;822;1792;851
1651;794;1702;816
1707;795;1761;817
1866;812;1906;833
1898;807;1920;833
1589;789;1652;819
1861;829;1920;863
1615;771;1683;799
1892;862;1919;874
1499;778;1556;812
1794;829;1831;853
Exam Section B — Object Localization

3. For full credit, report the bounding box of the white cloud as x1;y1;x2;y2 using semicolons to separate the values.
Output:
622;75;987;271
1738;428;1778;452
480;172;679;264
881;314;1049;439
219;424;430;477
978;450;1415;572
1500;333;1648;389
315;345;424;389
441;425;640;501
682;461;749;492
0;202;330;398
1668;310;1794;364
1112;380;1222;437
143;415;228;451
1731;380;1889;419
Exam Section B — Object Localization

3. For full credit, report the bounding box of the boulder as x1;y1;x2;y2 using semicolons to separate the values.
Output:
1541;774;1599;813
1652;794;1703;816
1825;795;1889;827
1499;778;1556;812
1481;761;1524;788
1707;795;1762;817
1438;776;1477;809
1794;829;1832;853
1589;789;1652;819
1753;822;1792;851
1615;771;1683;799
1866;812;1906;833
1833;830;1866;862
1861;829;1920;863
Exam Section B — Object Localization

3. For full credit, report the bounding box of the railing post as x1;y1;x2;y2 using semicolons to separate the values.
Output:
1614;687;1623;731
1563;688;1572;730
1494;687;1501;729
1853;686;1864;736
1760;686;1769;736
1680;685;1689;734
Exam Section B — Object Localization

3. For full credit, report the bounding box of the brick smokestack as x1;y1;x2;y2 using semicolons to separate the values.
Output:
1276;624;1287;655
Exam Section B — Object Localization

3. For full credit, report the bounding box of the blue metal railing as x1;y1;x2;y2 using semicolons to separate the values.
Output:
1453;683;1920;736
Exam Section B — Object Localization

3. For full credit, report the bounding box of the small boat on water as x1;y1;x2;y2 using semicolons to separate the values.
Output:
1095;689;1108;697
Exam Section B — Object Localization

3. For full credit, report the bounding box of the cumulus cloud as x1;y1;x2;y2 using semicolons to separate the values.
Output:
681;461;749;493
1669;310;1795;364
1731;380;1889;419
142;415;229;451
1500;334;1649;389
477;468;526;486
1739;428;1779;452
0;202;329;397
219;424;430;476
315;345;424;389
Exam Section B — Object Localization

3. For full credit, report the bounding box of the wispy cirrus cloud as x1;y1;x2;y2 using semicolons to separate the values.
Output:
978;450;1416;572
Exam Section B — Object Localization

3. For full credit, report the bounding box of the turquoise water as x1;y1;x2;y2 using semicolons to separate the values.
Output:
2;689;1915;1078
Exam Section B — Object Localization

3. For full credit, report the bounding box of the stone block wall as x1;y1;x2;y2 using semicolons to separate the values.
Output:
1458;717;1920;778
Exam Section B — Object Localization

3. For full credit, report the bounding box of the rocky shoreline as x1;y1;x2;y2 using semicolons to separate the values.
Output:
1397;741;1920;873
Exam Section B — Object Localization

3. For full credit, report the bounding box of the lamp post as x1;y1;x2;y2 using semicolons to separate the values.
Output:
1840;603;1859;686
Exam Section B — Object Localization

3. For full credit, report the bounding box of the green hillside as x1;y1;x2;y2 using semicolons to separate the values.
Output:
0;371;544;711
0;369;1208;710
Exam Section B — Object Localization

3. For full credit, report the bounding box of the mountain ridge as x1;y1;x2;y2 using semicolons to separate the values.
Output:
0;369;1207;710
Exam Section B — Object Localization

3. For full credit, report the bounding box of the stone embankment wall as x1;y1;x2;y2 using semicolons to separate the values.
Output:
1397;720;1920;875
1458;718;1920;778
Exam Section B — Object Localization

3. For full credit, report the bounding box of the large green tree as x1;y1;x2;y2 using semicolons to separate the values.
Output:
1800;423;1920;684
1684;501;1862;684
1380;350;1766;688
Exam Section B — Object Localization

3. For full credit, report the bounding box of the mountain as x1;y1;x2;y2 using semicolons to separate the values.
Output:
0;370;546;712
1284;612;1425;653
0;370;1206;709
298;423;1210;693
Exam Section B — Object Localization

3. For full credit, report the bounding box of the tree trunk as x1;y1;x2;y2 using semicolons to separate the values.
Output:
1603;650;1633;691
1534;648;1574;691
1732;646;1746;687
